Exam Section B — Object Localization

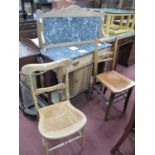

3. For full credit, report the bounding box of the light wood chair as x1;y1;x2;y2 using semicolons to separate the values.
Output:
92;38;135;121
21;59;87;155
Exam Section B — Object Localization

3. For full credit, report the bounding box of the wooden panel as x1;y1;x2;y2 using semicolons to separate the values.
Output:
19;19;38;39
68;54;93;72
19;30;38;39
19;22;37;31
69;64;93;98
118;41;135;67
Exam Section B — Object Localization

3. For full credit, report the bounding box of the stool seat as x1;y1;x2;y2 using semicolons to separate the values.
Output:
38;101;87;139
96;71;135;93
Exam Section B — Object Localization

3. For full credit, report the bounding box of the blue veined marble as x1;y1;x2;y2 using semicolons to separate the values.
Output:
43;17;102;45
89;8;134;14
41;42;112;61
103;8;134;14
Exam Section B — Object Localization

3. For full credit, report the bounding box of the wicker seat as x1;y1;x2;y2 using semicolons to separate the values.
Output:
38;101;87;139
21;59;87;155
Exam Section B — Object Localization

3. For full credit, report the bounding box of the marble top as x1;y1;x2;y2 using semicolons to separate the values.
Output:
89;8;135;14
41;42;112;61
43;16;103;45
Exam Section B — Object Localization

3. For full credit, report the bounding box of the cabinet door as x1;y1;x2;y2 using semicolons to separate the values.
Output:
69;64;93;98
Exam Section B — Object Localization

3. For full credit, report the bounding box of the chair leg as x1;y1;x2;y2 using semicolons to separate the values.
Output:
81;127;86;148
100;85;102;92
43;138;49;155
111;126;132;154
103;87;107;94
104;93;115;121
87;78;96;100
123;88;133;114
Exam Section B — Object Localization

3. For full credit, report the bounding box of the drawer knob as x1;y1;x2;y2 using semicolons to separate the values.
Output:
72;61;79;66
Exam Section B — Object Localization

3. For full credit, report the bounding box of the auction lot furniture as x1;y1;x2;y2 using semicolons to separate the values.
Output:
19;6;113;117
21;59;87;155
19;7;135;117
36;6;112;98
92;38;135;121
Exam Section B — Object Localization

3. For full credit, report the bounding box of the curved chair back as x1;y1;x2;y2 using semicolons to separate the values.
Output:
21;59;72;113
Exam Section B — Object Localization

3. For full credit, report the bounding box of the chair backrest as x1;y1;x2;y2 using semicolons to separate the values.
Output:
93;38;118;77
21;59;72;113
36;5;104;49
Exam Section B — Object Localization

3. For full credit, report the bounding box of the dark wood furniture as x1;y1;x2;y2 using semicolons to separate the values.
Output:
19;38;40;107
19;39;58;115
19;19;38;39
117;36;135;67
111;103;135;154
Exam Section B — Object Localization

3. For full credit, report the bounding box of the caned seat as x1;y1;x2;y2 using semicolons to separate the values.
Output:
21;59;87;155
38;101;87;139
96;71;135;93
91;38;135;121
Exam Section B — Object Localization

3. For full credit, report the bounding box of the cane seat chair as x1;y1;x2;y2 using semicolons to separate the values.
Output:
21;59;87;155
92;38;135;121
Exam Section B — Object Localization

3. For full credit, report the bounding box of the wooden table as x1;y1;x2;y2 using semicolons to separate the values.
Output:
106;32;135;67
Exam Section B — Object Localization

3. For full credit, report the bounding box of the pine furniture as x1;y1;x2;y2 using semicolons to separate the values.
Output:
36;6;112;98
21;59;87;155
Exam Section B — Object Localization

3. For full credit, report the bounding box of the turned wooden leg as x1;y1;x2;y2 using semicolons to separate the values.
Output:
43;139;49;155
81;127;86;148
104;93;115;121
123;88;133;114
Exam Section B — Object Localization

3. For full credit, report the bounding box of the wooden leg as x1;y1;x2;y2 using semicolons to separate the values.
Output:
81;127;86;148
103;87;107;94
46;92;51;105
104;93;115;121
19;84;24;110
111;127;131;154
123;88;133;114
87;77;96;100
43;139;49;155
100;84;103;92
111;104;135;154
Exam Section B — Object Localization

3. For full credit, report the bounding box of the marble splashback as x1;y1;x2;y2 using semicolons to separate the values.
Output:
43;17;102;45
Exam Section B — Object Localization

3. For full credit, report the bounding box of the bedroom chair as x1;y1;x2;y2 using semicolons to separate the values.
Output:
21;59;87;155
92;38;135;121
